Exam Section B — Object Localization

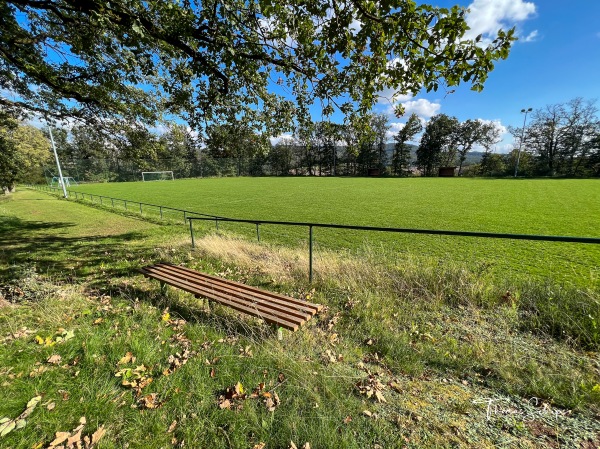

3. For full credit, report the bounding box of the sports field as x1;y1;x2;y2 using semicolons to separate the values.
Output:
71;177;600;286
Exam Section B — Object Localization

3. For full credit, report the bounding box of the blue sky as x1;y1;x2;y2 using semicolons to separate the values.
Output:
365;0;600;151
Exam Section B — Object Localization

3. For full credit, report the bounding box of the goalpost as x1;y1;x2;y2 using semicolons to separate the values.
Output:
141;171;175;181
50;176;78;187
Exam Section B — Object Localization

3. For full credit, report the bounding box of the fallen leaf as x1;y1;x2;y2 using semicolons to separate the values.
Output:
218;398;232;410
375;390;387;403
167;420;177;433
58;390;70;401
289;442;298;449
91;426;106;444
252;444;266;449
35;335;44;345
47;354;62;365
117;352;135;365
93;318;104;325
138;393;162;409
362;410;373;417
343;416;352;424
47;402;56;411
49;431;70;447
29;366;48;377
0;420;16;437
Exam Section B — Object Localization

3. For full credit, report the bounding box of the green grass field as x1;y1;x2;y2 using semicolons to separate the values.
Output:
68;177;600;286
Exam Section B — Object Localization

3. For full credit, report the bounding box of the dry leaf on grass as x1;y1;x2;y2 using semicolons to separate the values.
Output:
117;352;135;365
167;420;177;433
0;395;41;436
356;374;387;403
47;354;62;365
138;393;162;410
47;417;105;448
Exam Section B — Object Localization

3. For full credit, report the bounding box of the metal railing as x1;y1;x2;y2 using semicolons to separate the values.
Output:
29;184;600;283
29;184;224;223
187;216;600;282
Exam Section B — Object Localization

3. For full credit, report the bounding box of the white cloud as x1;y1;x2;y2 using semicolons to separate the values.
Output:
385;122;405;140
465;0;536;43
269;133;294;145
477;118;507;136
521;30;538;42
401;99;441;118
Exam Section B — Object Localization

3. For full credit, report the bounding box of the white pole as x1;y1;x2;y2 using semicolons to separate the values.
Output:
514;107;532;178
47;123;68;198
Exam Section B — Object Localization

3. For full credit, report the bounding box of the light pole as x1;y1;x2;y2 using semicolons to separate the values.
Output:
47;120;68;198
514;107;532;178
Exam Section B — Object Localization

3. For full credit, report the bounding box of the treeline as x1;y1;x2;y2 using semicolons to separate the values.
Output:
3;98;600;190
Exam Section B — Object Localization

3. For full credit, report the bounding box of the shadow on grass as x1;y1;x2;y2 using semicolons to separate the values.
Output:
0;215;151;283
0;215;275;340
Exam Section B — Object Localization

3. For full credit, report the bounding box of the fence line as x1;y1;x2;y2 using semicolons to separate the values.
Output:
29;184;224;223
187;216;600;282
29;184;600;283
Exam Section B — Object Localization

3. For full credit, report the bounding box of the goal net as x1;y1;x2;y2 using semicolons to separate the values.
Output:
50;176;78;187
141;171;175;181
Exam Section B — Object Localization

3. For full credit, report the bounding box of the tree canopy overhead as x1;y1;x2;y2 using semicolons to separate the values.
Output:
1;0;514;132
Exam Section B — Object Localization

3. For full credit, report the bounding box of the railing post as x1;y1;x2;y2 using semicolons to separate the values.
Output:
215;217;219;230
256;223;260;242
100;196;103;205
189;219;195;248
140;202;143;214
160;206;163;219
124;200;127;210
183;211;187;224
111;197;114;208
309;225;313;283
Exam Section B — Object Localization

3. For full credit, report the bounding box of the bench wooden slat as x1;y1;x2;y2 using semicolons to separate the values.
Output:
140;268;303;331
140;263;323;331
153;263;319;316
142;265;310;322
158;263;323;313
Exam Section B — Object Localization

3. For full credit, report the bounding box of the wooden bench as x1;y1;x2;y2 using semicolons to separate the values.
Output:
140;263;323;331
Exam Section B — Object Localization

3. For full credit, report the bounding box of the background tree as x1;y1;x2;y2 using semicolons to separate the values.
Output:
371;114;391;173
455;120;500;175
268;137;295;176
416;114;458;176
392;113;422;176
0;115;51;192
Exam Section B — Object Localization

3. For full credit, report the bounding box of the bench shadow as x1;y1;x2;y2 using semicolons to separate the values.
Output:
139;283;276;341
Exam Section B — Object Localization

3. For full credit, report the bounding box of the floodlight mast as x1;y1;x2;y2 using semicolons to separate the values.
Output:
47;121;68;198
514;107;533;178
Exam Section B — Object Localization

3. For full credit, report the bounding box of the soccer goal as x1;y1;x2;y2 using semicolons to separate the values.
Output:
50;176;78;187
141;171;175;181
